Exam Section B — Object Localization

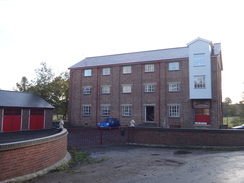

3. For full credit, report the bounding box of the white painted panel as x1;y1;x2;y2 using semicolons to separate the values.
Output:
188;39;212;99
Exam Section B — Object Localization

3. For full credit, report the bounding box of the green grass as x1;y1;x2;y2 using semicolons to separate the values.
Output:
223;116;244;128
51;148;105;173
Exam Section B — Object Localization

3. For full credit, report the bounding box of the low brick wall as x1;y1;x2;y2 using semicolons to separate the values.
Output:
128;128;244;148
0;129;69;182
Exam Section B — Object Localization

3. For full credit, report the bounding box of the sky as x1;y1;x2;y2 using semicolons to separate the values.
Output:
0;0;244;103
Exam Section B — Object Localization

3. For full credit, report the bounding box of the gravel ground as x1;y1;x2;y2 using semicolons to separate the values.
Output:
26;145;244;183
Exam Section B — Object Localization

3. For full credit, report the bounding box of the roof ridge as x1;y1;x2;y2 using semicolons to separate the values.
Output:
85;46;188;59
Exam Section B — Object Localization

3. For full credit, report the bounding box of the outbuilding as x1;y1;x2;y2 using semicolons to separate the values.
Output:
0;90;54;132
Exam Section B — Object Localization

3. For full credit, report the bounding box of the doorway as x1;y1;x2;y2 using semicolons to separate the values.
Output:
145;106;154;122
29;109;45;130
3;108;21;132
195;108;210;125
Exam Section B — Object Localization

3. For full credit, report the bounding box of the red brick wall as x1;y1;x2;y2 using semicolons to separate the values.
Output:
0;130;68;182
128;128;244;147
69;56;222;128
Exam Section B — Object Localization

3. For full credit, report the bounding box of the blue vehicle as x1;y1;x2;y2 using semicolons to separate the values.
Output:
97;118;120;129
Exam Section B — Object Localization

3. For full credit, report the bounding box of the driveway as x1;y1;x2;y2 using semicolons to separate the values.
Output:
26;145;244;183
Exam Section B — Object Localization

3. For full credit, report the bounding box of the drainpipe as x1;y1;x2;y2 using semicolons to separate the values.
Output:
158;62;161;127
96;67;99;126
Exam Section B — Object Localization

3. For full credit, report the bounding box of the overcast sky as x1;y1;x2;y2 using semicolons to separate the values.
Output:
0;0;243;103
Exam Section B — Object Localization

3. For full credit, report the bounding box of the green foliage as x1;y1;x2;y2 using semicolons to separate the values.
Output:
223;116;244;128
224;97;232;104
16;62;69;120
231;117;244;127
16;76;30;92
222;102;237;117
51;148;105;173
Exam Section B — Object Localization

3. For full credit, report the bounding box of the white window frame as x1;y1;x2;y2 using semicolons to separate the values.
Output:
122;85;132;93
101;105;110;116
101;85;111;94
84;69;92;77
145;64;155;72
144;83;156;93
194;53;205;67
123;66;132;74
169;62;179;71
168;105;180;117
83;86;92;94
194;75;206;89
102;68;111;75
169;83;180;92
83;105;91;116
121;105;132;116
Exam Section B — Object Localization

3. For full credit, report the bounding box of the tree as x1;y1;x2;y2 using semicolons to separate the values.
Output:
222;97;237;117
48;72;69;120
224;97;232;104
33;62;54;85
16;62;69;120
27;62;55;103
16;76;30;92
240;92;244;104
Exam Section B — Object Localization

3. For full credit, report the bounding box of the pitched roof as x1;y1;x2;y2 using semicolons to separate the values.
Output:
187;37;212;46
69;46;189;69
0;90;54;109
69;40;221;69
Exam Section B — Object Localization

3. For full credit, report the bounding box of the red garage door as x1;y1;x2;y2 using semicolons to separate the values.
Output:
29;109;45;130
3;108;22;132
195;108;210;125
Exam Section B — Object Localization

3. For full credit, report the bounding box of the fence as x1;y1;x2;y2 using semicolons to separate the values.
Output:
67;127;128;147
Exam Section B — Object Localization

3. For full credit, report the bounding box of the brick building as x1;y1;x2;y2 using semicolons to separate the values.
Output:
69;38;223;128
0;90;54;132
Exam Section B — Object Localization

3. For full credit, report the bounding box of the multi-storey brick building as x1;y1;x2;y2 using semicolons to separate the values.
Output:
69;38;223;128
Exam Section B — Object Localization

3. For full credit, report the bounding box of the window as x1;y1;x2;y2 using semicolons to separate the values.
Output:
83;105;91;116
122;105;132;116
101;105;110;116
194;75;206;89
4;108;21;115
83;86;92;94
102;85;111;94
30;109;44;115
122;85;132;93
169;105;180;117
169;62;179;71
123;66;132;74
169;83;180;92
84;69;92;76
194;54;205;66
144;83;156;93
102;68;111;75
145;64;155;72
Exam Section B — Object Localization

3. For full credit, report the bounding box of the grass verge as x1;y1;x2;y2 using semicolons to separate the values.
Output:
51;148;105;173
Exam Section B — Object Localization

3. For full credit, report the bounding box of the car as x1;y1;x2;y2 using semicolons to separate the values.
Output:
232;124;244;129
97;118;120;129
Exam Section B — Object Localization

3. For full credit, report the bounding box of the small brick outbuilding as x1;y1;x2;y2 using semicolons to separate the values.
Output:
0;90;54;132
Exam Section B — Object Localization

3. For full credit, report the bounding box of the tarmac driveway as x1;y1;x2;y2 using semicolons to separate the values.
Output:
27;145;244;183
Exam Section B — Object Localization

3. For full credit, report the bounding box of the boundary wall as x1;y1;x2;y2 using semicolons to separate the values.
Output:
0;129;70;182
128;128;244;148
